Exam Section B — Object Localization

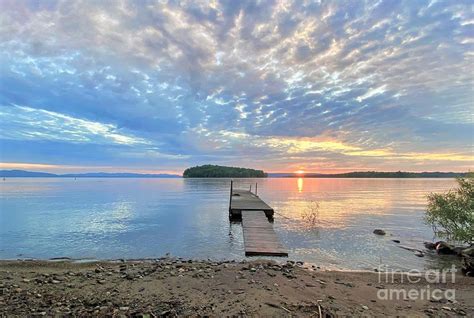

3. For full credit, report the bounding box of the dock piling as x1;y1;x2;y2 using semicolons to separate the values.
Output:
229;180;233;213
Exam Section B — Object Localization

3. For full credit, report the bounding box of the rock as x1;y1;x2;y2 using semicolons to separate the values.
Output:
436;241;457;255
22;278;31;283
124;272;136;280
392;240;400;243
461;246;474;257
424;242;437;250
461;257;473;277
457;309;467;316
361;305;369;310
373;229;386;235
414;251;424;257
453;246;466;255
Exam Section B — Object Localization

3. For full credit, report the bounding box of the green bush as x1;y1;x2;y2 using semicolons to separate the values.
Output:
425;177;474;244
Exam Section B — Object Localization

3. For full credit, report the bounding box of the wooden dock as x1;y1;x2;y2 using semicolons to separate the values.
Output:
241;210;288;256
229;184;274;219
228;181;287;257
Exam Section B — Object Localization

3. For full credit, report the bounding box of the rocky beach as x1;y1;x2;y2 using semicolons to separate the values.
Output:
1;258;472;317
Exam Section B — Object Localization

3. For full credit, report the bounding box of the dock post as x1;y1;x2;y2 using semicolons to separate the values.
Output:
229;180;233;213
255;183;258;195
250;184;252;192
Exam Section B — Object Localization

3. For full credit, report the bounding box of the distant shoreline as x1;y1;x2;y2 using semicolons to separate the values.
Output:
0;169;469;178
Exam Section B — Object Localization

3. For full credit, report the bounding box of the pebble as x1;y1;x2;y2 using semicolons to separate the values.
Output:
361;305;369;310
457;309;467;316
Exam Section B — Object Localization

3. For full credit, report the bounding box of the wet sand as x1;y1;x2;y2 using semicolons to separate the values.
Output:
0;259;472;317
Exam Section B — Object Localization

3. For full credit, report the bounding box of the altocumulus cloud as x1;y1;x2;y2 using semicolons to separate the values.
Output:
0;0;472;172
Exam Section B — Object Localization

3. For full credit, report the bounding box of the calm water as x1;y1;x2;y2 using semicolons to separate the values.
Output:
0;178;459;271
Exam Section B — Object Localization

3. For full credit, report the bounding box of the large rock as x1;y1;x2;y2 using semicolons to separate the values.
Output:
424;242;437;250
435;241;457;255
373;229;386;236
462;257;473;277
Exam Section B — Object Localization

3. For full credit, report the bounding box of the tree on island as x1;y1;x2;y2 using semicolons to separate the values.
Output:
183;165;267;178
425;176;474;244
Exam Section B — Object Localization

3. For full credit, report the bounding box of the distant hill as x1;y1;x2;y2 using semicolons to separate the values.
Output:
268;171;469;178
183;165;267;178
0;170;181;178
61;172;181;178
0;170;57;177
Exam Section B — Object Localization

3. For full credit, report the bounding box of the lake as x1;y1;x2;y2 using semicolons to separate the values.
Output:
0;178;459;271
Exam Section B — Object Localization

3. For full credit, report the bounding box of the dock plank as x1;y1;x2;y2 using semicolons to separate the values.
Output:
230;190;273;212
241;210;288;257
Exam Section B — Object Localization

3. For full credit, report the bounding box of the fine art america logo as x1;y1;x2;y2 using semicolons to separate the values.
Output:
376;265;457;301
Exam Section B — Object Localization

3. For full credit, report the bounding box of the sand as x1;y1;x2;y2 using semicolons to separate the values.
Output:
0;258;472;317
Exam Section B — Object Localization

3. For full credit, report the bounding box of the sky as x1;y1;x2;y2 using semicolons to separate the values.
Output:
0;0;473;174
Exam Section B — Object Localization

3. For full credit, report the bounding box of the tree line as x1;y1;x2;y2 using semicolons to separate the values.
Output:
183;165;267;178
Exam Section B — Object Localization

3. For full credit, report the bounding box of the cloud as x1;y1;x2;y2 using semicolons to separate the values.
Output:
0;0;472;172
0;105;150;145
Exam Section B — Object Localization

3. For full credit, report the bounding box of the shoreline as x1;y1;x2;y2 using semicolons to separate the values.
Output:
1;258;472;316
0;256;460;275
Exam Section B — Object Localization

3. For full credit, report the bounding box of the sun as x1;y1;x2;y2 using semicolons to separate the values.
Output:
295;170;305;175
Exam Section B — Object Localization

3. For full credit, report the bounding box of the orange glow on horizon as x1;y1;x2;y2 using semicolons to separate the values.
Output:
295;170;305;175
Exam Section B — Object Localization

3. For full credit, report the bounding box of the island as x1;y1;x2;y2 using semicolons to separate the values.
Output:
183;165;267;178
